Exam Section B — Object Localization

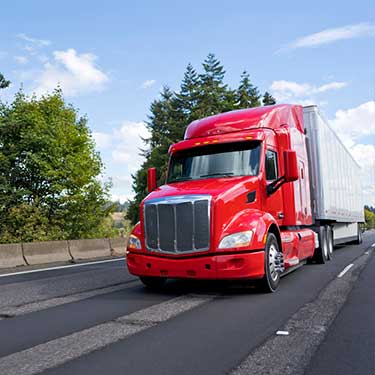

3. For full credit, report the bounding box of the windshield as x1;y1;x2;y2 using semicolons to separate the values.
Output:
167;141;261;183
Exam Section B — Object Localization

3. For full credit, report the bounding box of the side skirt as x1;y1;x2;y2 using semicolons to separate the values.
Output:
334;235;357;246
281;260;306;278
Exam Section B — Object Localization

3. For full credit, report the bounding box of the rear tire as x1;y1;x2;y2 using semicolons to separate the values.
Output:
354;224;363;245
326;226;334;260
313;226;328;264
140;276;167;289
258;233;282;293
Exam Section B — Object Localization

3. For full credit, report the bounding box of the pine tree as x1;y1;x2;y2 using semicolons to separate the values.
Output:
175;63;200;123
0;73;10;89
127;87;179;223
236;71;261;108
263;91;276;106
196;53;235;117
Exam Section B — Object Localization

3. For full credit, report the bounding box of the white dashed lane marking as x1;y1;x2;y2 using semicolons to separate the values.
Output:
337;263;354;278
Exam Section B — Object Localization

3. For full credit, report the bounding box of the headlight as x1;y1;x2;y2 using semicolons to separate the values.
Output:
127;234;141;250
218;230;253;249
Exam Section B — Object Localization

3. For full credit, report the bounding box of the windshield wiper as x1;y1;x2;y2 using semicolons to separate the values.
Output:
169;177;193;182
200;172;234;178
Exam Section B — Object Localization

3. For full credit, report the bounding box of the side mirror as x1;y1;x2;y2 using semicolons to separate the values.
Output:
147;167;157;193
267;150;298;196
283;150;298;182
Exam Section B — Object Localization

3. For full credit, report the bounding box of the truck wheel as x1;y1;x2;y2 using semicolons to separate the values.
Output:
258;233;281;293
140;276;167;289
326;226;334;260
354;224;363;245
313;226;328;264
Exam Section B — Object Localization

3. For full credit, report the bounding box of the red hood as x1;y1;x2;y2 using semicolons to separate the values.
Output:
144;176;258;203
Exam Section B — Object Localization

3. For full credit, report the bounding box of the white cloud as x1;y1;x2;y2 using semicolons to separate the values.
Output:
285;23;375;50
112;175;133;188
329;101;375;206
329;101;375;142
141;79;156;89
16;33;51;47
111;193;134;203
34;48;109;96
315;82;347;93
92;132;113;149
270;80;347;102
93;121;150;201
112;121;150;171
14;55;28;64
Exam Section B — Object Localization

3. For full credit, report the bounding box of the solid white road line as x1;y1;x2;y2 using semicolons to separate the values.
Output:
0;258;124;278
337;263;354;278
0;281;138;319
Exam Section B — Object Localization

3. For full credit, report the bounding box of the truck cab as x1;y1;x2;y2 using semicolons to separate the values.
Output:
126;105;323;291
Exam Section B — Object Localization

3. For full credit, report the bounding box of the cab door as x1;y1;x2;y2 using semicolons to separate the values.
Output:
263;148;284;225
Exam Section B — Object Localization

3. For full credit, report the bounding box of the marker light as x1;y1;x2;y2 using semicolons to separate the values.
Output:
127;234;141;250
218;231;253;249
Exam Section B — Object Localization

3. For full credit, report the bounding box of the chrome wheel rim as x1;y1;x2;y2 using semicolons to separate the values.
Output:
269;244;279;281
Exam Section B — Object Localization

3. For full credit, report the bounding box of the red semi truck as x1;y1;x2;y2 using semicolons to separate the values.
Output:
126;104;364;292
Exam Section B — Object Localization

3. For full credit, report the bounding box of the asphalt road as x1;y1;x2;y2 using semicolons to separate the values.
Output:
0;231;374;375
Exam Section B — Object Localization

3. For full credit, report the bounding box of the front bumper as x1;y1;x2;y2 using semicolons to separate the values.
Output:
126;250;265;280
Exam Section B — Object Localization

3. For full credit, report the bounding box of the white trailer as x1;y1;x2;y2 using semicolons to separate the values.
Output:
303;105;364;246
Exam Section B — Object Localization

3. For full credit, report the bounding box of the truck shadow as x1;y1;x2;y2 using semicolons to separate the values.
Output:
143;278;271;296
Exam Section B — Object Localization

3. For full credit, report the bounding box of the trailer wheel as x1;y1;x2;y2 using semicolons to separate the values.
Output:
140;276;167;290
258;233;281;293
353;224;363;245
326;226;334;260
313;226;328;264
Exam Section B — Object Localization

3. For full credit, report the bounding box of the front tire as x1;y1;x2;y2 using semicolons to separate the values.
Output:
140;276;167;290
258;233;282;293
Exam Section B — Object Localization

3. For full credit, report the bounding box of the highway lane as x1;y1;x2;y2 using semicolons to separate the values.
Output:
305;242;375;375
0;231;374;375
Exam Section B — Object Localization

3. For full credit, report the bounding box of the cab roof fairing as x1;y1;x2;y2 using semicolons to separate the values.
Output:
168;129;265;155
183;104;304;140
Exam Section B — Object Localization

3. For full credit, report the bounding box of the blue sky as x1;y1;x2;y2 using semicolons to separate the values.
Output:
1;0;374;205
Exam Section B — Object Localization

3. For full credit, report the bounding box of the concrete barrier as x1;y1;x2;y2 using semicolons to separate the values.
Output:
0;243;26;268
69;238;111;260
109;237;127;256
23;240;72;265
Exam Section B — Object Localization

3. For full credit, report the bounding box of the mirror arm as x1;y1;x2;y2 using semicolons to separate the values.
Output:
267;176;286;196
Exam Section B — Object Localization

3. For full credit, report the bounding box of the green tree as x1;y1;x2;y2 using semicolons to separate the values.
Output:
127;86;179;223
196;53;235;117
236;71;261;108
0;90;114;243
175;63;200;124
0;73;10;90
263;91;276;105
364;207;375;229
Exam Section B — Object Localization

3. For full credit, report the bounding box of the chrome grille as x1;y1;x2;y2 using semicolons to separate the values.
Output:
144;195;211;253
